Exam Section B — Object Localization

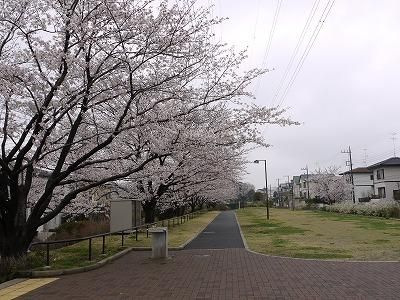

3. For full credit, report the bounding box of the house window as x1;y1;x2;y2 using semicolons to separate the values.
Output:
303;182;306;188
370;174;373;180
378;187;386;198
394;190;400;201
376;169;385;180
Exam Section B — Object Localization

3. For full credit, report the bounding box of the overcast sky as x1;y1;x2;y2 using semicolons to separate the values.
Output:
197;0;400;189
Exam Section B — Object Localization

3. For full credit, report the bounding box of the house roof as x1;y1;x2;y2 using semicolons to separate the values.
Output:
299;174;320;180
368;157;400;169
339;167;372;175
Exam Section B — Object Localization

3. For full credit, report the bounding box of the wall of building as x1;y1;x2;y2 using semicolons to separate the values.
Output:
373;166;400;200
353;173;374;202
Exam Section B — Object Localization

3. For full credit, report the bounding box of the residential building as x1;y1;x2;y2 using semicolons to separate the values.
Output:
368;157;400;201
298;174;319;199
339;167;374;202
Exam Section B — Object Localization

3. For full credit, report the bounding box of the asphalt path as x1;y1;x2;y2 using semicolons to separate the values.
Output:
184;210;245;249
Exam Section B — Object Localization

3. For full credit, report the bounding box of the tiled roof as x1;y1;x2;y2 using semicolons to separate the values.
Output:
339;167;372;175
368;157;400;169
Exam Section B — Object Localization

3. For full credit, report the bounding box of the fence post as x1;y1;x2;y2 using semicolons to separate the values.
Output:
46;244;50;266
135;228;138;241
102;235;105;254
89;238;92;261
121;230;124;246
146;225;149;238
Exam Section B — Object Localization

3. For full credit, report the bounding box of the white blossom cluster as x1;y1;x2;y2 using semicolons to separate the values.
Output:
324;200;400;218
0;0;297;241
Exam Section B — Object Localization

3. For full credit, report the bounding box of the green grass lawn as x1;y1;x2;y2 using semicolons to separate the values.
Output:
236;207;400;260
27;211;219;270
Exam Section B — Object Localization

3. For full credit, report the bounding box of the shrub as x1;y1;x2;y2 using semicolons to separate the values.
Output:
51;218;110;241
324;200;400;218
0;253;44;283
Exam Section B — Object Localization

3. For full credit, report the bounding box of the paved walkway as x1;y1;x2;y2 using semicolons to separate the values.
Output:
16;211;400;299
185;211;244;249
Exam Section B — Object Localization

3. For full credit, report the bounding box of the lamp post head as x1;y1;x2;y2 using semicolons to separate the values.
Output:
254;160;259;164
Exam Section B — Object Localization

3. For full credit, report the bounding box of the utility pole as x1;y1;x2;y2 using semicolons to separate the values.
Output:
285;175;292;209
288;176;294;210
277;178;280;207
269;184;272;206
254;159;269;219
342;146;355;203
301;165;310;200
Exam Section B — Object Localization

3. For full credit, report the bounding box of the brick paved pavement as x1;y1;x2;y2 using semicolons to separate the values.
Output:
20;248;400;299
18;210;400;299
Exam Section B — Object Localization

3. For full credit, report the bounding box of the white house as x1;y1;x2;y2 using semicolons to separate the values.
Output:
368;157;400;201
339;167;374;202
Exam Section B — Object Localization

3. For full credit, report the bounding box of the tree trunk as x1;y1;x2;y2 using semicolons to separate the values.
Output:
0;226;35;259
142;200;157;223
0;177;36;259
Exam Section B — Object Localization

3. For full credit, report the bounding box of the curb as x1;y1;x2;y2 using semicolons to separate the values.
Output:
17;211;220;278
17;247;134;278
0;278;28;290
234;211;249;250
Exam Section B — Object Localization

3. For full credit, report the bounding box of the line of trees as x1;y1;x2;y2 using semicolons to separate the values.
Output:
0;0;296;258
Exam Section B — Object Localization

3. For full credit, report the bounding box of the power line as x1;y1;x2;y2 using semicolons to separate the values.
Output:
277;0;335;108
271;0;321;106
252;0;261;40
254;0;283;96
261;0;283;67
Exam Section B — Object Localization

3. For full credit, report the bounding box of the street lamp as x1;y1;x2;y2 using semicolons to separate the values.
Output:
254;159;269;220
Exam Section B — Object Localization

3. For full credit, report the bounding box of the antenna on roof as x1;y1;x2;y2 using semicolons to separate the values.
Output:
391;133;397;157
362;148;368;166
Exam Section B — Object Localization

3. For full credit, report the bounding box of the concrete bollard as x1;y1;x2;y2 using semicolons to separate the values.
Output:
148;227;168;258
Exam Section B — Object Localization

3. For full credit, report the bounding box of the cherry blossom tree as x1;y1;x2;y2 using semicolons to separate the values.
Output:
126;103;290;222
310;167;352;204
0;0;296;258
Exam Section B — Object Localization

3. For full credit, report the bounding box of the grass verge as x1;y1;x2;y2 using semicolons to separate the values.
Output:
25;211;219;270
236;208;400;260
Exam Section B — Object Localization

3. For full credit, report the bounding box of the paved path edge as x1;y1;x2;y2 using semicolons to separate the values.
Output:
234;211;249;250
0;278;28;290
